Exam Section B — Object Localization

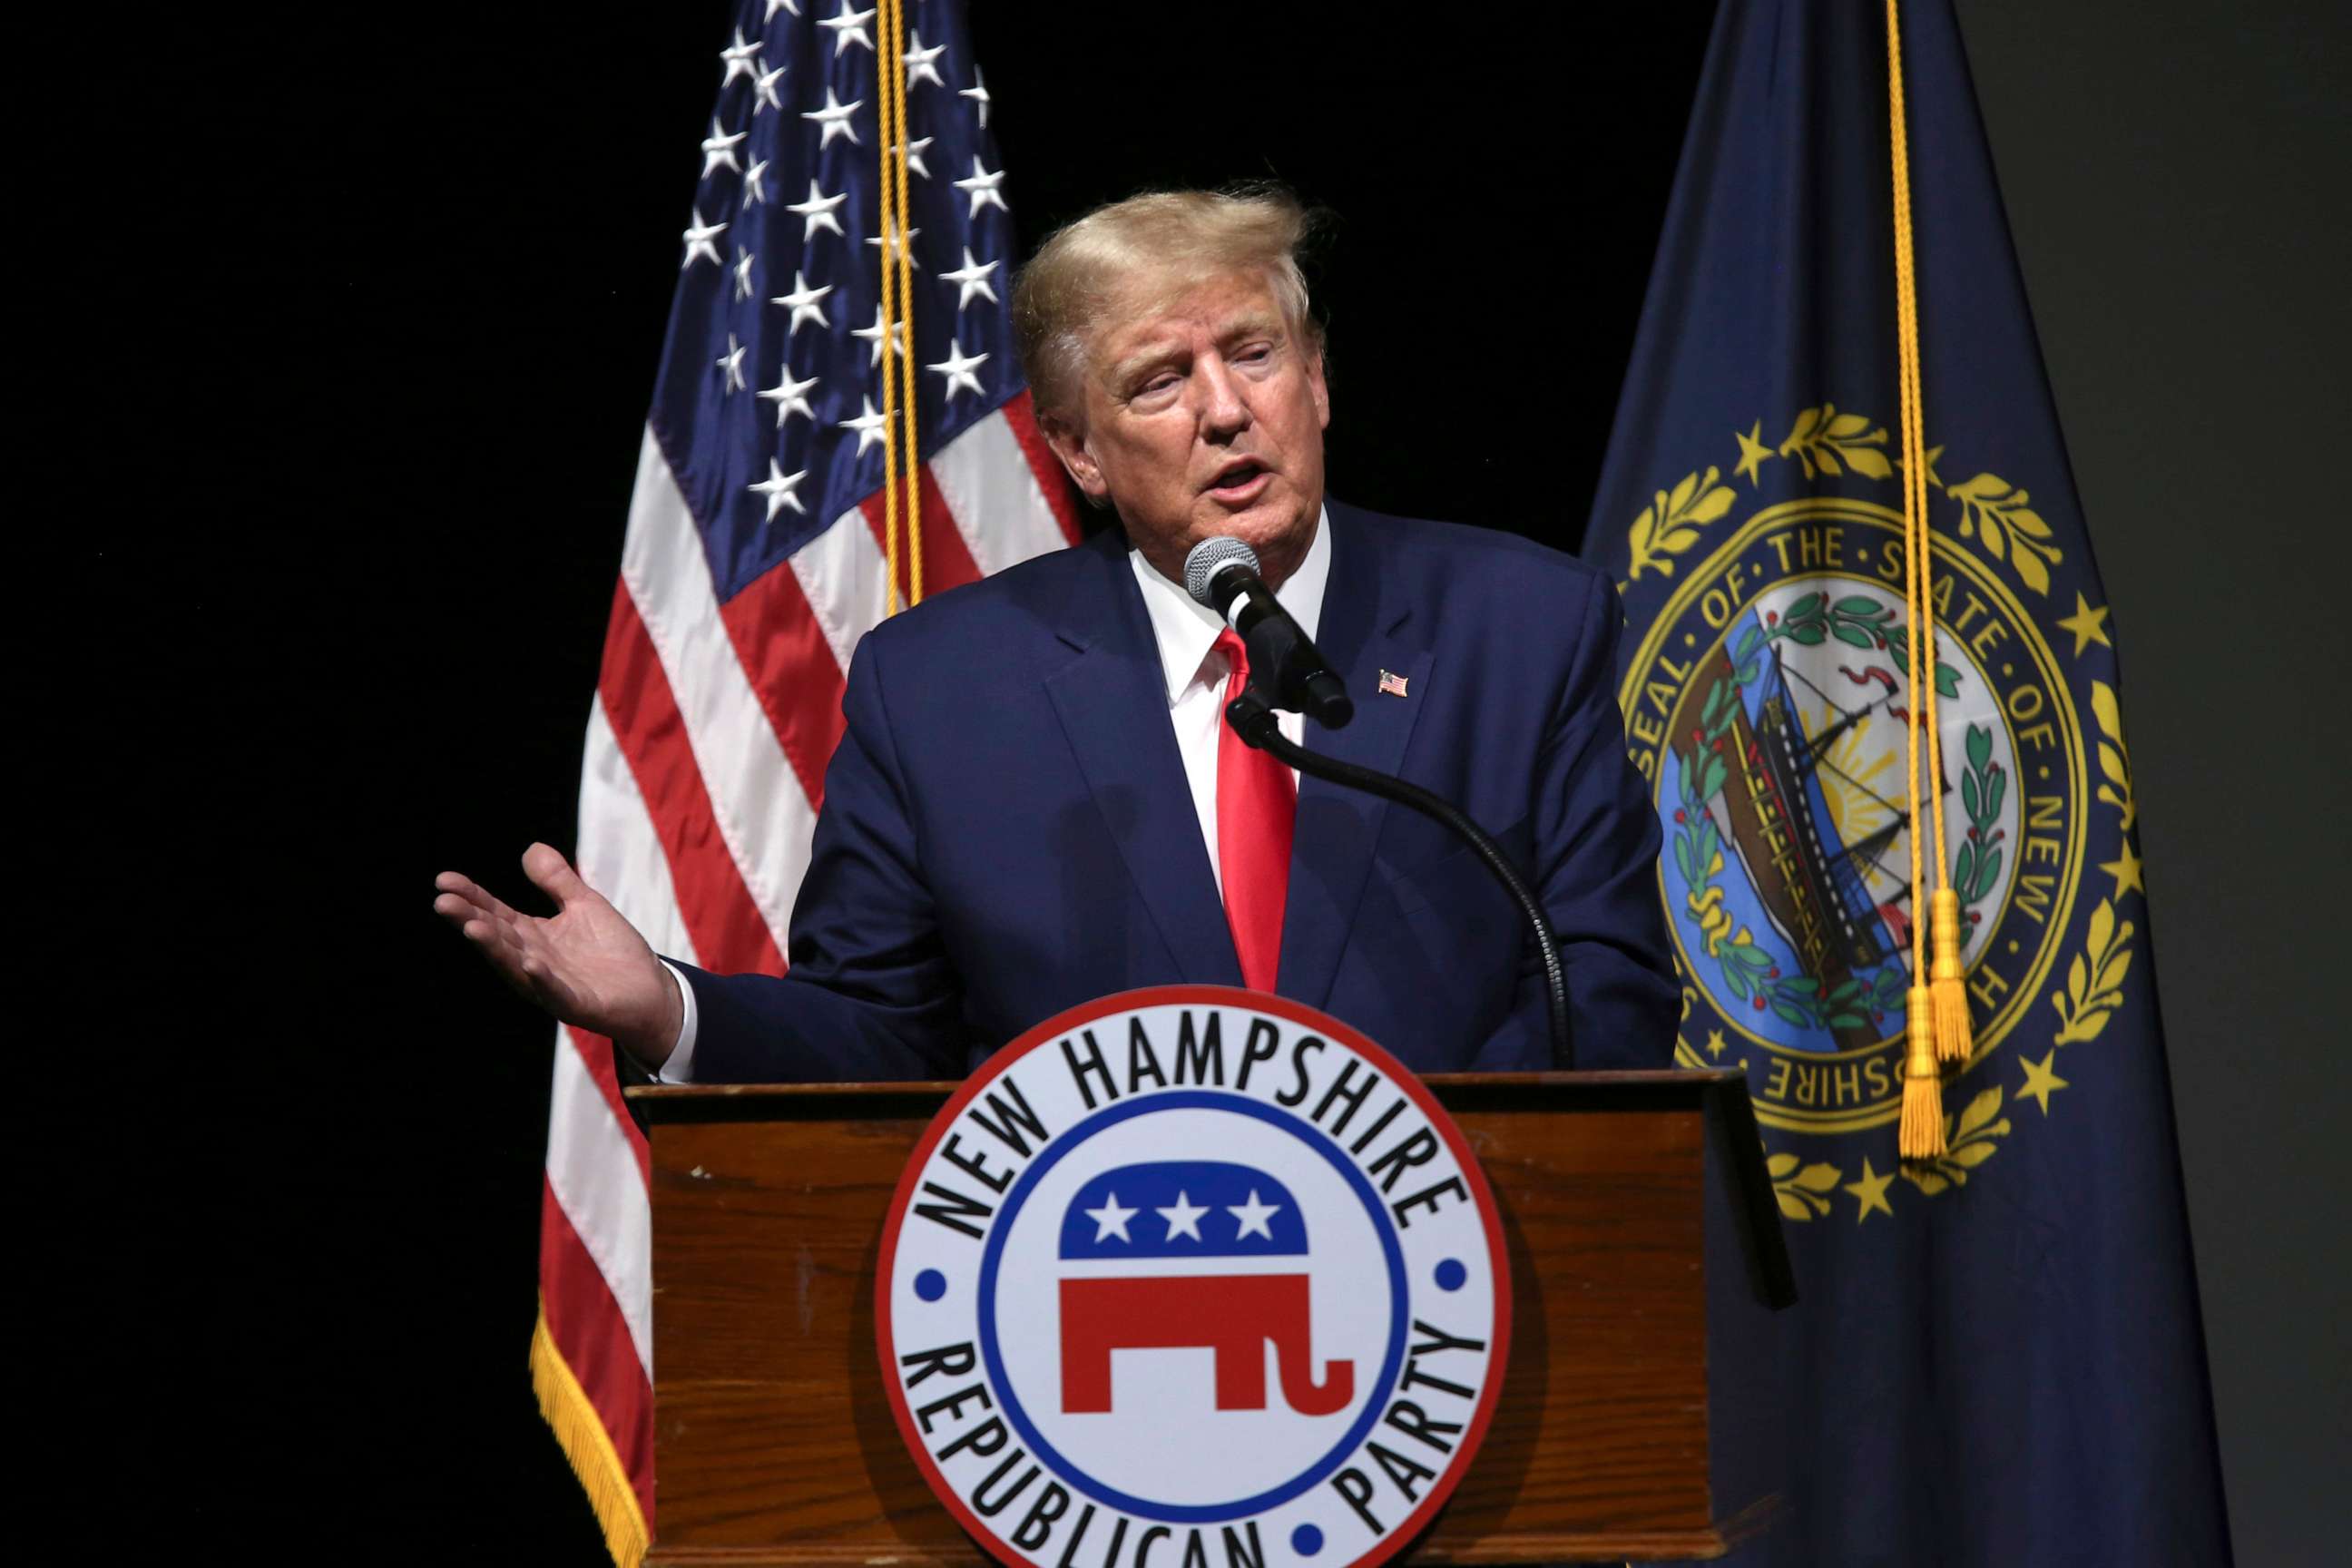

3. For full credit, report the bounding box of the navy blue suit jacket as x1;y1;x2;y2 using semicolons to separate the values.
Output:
678;501;1676;1081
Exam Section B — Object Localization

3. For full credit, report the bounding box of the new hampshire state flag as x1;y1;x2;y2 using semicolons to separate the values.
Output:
1584;2;2230;1563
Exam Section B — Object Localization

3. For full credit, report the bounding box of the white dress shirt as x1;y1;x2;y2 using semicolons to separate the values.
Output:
659;509;1333;1083
1123;509;1330;899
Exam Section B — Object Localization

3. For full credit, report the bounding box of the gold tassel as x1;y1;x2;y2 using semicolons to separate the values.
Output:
1898;986;1946;1159
1929;887;1975;1063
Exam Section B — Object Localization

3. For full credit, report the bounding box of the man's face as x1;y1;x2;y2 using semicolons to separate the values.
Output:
1046;269;1330;589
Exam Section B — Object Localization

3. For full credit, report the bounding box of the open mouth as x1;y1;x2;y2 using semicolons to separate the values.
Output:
1207;461;1271;502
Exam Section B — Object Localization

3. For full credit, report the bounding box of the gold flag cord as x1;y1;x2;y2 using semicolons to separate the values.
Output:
876;1;898;613
877;0;921;613
1886;0;1952;1157
1892;0;1972;1066
887;0;921;607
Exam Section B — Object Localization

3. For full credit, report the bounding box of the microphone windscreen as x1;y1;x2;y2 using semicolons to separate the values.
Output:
1183;536;1261;610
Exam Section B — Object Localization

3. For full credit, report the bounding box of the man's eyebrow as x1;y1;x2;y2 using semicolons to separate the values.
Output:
1218;312;1286;345
1106;342;1182;386
1105;316;1289;387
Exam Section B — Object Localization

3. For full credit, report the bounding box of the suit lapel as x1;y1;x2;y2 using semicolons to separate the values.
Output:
1279;505;1434;1011
1043;532;1244;986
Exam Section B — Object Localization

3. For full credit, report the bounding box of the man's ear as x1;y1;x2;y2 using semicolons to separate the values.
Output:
1040;411;1111;503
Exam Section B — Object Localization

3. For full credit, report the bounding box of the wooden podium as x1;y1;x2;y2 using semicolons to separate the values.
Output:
629;1069;1793;1566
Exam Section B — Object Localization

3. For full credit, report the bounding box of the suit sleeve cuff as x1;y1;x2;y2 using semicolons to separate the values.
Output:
653;959;701;1083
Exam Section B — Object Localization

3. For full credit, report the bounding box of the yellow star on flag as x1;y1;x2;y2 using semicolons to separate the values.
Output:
2101;838;2146;899
1844;1158;1896;1222
1706;1028;1729;1059
1733;421;1773;486
2056;592;2113;657
2019;1050;2069;1115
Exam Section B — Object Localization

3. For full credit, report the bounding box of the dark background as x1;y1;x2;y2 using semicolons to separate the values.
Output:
78;0;2342;1561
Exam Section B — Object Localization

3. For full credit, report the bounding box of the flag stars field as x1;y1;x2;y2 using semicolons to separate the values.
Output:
786;179;848;240
818;3;875;55
953;157;1006;217
681;207;726;269
718;26;761;86
892;135;935;179
867;221;923;270
700;117;747;178
770;270;833;336
928;339;989;404
942;248;999;310
853;305;906;366
906;31;946;88
748;458;808;520
802;87;862;146
839;395;890;456
754;63;788;115
757;367;818;427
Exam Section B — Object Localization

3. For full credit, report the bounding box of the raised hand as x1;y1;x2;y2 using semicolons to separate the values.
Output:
433;843;682;1066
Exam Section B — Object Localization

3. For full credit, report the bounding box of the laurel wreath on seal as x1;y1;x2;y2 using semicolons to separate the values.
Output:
1779;403;1896;481
1767;1150;1845;1220
2091;679;2138;835
1617;404;2066;600
1952;723;2004;948
1624;465;1738;583
2052;899;2135;1044
2051;681;2141;1044
1947;474;2063;595
1769;589;1961;696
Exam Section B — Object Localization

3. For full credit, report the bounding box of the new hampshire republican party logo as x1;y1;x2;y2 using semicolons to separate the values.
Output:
878;987;1510;1568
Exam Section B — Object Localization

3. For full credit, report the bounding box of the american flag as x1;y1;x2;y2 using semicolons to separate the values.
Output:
531;4;1076;1562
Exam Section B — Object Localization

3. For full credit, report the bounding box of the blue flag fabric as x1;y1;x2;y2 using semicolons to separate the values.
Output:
1583;3;2230;1562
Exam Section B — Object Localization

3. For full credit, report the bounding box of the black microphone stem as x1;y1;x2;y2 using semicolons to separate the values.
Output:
1227;692;1572;1063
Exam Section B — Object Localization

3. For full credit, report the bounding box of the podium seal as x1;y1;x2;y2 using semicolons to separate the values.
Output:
878;986;1510;1568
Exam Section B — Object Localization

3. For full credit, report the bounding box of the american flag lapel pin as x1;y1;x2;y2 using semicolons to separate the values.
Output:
1377;669;1410;698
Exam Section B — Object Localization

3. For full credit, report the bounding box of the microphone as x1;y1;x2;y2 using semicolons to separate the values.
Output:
1182;537;1354;730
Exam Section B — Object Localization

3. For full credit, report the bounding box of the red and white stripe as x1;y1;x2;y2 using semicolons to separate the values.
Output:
537;392;1076;1553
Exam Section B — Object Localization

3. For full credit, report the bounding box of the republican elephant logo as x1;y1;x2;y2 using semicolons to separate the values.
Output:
1054;1160;1354;1416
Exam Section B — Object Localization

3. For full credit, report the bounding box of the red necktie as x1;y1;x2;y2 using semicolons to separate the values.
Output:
1214;628;1295;992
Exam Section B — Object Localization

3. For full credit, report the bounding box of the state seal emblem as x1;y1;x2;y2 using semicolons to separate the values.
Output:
1613;406;2146;1215
878;986;1510;1568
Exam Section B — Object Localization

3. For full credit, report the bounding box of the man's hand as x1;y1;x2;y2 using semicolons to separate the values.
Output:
433;843;682;1068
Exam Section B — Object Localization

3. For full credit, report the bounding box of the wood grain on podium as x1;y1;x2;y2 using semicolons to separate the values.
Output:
637;1073;1746;1565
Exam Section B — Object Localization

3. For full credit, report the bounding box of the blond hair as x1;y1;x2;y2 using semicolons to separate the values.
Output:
1011;186;1323;423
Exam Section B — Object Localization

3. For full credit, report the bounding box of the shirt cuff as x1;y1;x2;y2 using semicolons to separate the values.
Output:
653;959;701;1083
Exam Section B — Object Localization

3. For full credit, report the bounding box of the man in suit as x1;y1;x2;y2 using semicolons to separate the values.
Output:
434;188;1676;1079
